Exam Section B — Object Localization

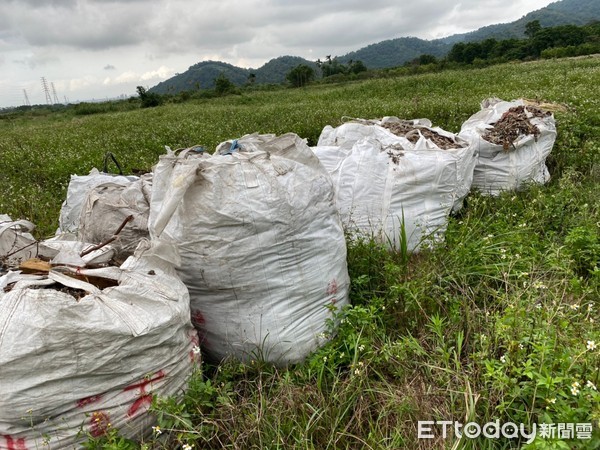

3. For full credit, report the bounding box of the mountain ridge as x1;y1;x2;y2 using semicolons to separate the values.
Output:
149;0;600;94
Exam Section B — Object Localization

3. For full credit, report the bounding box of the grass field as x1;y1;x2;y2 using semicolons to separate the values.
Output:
1;56;599;449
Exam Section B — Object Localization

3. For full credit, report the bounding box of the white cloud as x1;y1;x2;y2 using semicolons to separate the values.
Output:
102;65;175;86
69;76;98;92
140;65;175;81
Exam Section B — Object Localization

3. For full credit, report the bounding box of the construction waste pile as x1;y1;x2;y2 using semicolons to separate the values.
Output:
0;98;556;448
459;98;557;196
314;117;476;251
0;218;197;448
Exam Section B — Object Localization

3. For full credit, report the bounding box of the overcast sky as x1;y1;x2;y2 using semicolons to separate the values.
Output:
0;0;555;107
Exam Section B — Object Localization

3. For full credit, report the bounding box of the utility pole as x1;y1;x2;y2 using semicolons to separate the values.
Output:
23;89;31;106
41;77;52;104
51;82;60;104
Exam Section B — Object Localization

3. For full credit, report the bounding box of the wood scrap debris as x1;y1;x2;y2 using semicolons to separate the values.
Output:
482;105;552;151
382;121;462;149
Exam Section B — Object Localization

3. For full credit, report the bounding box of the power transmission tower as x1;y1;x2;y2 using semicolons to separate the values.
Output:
51;82;60;104
41;77;52;104
23;89;31;106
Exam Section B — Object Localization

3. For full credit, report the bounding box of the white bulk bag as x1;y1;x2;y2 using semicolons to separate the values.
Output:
58;168;138;234
0;240;198;449
311;146;351;187
314;119;477;251
78;174;152;260
459;98;557;195
335;137;473;252
149;133;350;366
0;215;58;266
0;215;38;265
317;119;476;213
318;121;406;150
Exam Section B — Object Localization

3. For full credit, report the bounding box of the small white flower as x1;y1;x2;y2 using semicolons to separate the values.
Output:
323;356;328;362
519;343;524;350
358;344;365;352
192;346;201;355
586;380;597;391
182;444;193;450
571;386;580;396
354;368;360;375
547;398;556;404
152;425;162;435
500;355;507;363
587;340;597;351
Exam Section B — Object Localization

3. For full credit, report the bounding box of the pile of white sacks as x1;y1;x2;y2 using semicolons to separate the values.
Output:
0;97;556;448
312;98;557;251
0;133;351;447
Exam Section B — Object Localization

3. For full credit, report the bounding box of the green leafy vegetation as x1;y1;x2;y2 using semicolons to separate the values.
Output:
286;64;316;87
446;22;600;65
438;0;600;45
1;56;599;449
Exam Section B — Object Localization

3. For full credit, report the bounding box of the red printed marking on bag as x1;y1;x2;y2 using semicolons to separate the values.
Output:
326;279;338;295
124;370;166;417
77;394;103;408
3;435;27;450
89;411;111;437
191;310;210;347
191;310;205;325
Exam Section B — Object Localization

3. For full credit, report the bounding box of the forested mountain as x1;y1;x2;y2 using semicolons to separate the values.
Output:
337;37;450;69
150;61;248;94
149;0;600;95
254;56;320;84
150;56;318;94
436;0;600;44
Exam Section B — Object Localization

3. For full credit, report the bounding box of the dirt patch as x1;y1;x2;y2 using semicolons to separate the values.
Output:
385;144;405;164
483;105;552;151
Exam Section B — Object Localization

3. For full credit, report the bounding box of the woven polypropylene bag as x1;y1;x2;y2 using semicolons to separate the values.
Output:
149;133;350;366
459;98;557;195
0;240;199;449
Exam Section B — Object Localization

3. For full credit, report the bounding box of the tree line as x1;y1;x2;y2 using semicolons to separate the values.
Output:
443;21;600;65
284;21;600;89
